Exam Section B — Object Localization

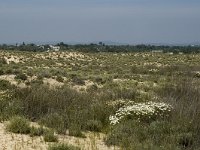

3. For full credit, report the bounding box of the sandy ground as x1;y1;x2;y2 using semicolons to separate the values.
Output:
0;75;17;85
43;78;64;88
0;75;26;88
0;123;119;150
0;123;47;150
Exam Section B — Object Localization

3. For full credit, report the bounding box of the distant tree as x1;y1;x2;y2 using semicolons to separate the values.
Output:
56;42;68;47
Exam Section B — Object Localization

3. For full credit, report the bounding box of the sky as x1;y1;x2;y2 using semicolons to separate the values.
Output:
0;0;200;44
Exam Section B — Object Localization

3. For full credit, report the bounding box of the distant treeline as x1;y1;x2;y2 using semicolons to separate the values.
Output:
0;42;200;53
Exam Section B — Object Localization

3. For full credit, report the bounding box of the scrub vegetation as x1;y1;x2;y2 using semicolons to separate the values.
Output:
1;46;200;149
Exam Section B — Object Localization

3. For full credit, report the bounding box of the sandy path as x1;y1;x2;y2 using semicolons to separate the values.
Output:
0;123;119;150
0;123;47;150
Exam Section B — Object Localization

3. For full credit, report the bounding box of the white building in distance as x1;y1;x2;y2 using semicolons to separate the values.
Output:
49;45;60;51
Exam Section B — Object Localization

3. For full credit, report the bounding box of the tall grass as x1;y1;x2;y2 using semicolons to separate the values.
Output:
159;78;200;147
5;84;116;135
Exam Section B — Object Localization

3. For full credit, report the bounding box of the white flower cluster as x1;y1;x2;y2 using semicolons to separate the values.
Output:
109;101;172;125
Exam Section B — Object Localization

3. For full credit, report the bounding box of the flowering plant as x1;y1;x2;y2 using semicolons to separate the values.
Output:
109;101;172;125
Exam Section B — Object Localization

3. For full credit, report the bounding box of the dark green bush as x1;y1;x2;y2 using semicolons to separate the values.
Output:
5;69;13;74
48;143;80;150
56;76;64;82
6;116;30;134
85;120;102;132
30;79;43;85
0;68;4;75
68;124;86;138
39;113;67;134
177;132;194;148
71;76;85;85
15;73;27;80
38;70;52;78
30;126;46;137
43;130;58;142
0;80;13;90
0;58;7;64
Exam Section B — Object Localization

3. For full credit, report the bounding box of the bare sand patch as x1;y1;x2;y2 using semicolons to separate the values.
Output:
0;123;47;150
0;123;118;150
43;78;64;88
0;75;18;85
0;75;26;88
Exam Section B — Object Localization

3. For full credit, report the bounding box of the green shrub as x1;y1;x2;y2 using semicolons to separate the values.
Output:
0;58;7;64
85;120;102;132
37;75;44;80
30;79;43;85
71;77;85;85
69;124;86;138
0;68;4;75
13;69;21;75
38;70;52;78
0;97;23;121
86;84;98;92
106;120;176;149
43;130;58;142
0;80;13;90
56;76;64;82
177;132;194;148
30;126;46;137
6;116;30;134
94;77;105;84
48;143;80;150
15;73;27;80
5;69;13;74
39;113;67;134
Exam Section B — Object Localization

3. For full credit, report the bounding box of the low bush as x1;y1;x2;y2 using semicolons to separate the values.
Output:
6;116;30;134
30;126;46;137
56;76;64;82
85;120;102;132
68;124;86;138
109;101;172;125
30;79;43;85
71;76;85;85
5;69;13;74
0;68;4;75
0;80;13;90
43;130;58;142
48;143;80;150
0;58;7;64
38;70;52;78
15;73;27;80
39;113;67;134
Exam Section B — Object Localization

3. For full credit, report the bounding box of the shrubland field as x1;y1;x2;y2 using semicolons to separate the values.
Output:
1;49;200;150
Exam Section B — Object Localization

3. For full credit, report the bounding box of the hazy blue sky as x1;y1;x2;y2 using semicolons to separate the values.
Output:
0;0;200;44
